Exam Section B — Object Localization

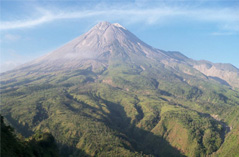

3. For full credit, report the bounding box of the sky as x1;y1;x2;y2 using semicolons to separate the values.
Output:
0;0;239;72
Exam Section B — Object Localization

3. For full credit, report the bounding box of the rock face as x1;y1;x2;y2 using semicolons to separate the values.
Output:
193;61;239;88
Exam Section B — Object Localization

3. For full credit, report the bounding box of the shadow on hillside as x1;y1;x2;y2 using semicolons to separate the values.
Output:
169;101;231;144
58;143;90;157
209;76;230;86
4;114;34;137
96;97;185;157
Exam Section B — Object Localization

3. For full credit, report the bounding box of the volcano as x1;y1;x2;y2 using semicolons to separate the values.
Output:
1;22;239;157
3;21;239;88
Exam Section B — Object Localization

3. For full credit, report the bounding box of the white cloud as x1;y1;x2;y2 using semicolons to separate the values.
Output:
0;4;239;33
222;24;239;32
4;34;21;41
0;61;22;73
0;49;31;73
211;32;236;36
0;12;54;30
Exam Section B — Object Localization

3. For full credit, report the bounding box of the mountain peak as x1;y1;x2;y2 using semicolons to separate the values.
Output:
94;21;111;30
112;23;126;30
21;21;169;71
93;21;127;31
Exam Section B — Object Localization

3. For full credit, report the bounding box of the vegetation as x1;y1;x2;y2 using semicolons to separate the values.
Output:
1;115;59;157
1;57;239;156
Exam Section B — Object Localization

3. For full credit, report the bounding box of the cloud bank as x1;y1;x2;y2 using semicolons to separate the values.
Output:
1;4;239;33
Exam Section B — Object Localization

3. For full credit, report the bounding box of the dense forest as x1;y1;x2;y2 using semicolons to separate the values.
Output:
1;115;59;157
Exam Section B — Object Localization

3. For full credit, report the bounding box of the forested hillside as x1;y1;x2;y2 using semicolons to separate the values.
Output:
1;115;59;157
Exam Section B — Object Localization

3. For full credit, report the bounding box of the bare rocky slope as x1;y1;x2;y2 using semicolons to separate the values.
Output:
193;61;239;88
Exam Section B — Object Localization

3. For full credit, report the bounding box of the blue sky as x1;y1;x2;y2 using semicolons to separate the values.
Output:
0;0;239;72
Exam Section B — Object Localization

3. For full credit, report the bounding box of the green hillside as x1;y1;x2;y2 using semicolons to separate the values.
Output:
1;60;239;156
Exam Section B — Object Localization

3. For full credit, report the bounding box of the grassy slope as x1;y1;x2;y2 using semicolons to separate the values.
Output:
1;59;239;156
